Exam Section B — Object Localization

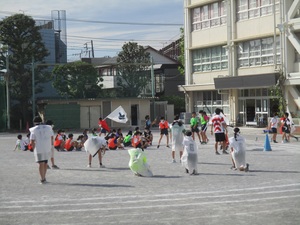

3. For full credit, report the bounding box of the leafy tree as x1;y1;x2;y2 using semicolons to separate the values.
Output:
0;13;49;128
52;61;103;98
178;27;185;75
116;42;151;97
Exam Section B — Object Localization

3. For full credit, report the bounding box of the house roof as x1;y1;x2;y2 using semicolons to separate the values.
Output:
84;45;180;67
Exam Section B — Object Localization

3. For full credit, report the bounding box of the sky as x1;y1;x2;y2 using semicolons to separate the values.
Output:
0;0;184;62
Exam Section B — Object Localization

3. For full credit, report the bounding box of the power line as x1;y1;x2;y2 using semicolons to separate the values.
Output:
0;10;183;26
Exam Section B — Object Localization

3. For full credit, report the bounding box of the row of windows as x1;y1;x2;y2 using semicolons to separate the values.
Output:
192;46;228;72
237;0;280;21
192;0;279;31
192;1;226;31
192;36;280;72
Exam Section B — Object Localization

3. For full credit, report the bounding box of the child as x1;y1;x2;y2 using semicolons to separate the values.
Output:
108;134;118;150
24;133;33;151
128;148;153;177
85;136;107;168
181;130;198;175
170;115;185;163
64;133;77;151
131;131;143;149
14;134;26;151
123;131;133;147
54;129;65;151
229;127;249;172
144;128;153;146
157;116;170;148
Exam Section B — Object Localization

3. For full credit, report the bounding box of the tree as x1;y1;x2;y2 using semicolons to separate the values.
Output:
116;42;151;97
52;61;103;98
178;27;185;75
0;14;49;128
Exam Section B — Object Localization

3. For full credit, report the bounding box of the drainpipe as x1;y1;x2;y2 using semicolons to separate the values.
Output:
273;0;278;70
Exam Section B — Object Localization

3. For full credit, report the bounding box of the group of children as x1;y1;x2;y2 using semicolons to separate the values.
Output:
14;133;33;151
268;112;299;143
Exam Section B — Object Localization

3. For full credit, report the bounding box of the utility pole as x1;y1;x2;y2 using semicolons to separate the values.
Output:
6;49;10;129
32;56;35;120
91;40;95;58
151;56;155;98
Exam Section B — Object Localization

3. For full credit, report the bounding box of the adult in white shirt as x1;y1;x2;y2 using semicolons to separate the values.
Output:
29;116;53;184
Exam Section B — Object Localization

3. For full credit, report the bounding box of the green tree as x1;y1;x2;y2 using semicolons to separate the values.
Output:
178;27;185;75
116;42;151;97
52;61;103;98
0;14;49;128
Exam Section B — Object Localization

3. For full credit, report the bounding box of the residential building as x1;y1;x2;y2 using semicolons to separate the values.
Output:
182;0;300;126
94;46;184;99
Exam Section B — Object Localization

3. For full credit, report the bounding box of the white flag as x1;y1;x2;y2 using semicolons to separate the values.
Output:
106;106;128;123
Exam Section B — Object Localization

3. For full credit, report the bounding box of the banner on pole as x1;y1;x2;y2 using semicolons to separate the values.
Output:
106;106;128;123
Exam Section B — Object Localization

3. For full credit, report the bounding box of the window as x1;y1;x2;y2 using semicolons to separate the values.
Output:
192;1;226;31
192;46;228;72
238;37;280;68
237;0;279;21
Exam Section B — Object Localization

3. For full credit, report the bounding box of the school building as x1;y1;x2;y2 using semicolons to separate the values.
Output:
181;0;300;127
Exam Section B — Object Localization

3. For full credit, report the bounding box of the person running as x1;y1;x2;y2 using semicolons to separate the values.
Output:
190;112;201;143
157;116;170;148
170;115;185;163
269;112;279;143
210;108;228;155
229;127;249;172
281;112;299;143
29;116;53;184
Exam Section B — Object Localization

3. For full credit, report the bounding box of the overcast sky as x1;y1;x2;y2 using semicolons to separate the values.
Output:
0;0;184;61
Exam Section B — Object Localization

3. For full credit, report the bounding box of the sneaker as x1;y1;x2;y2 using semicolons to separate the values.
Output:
52;165;60;169
87;164;91;168
157;145;160;149
172;159;176;163
215;151;220;155
190;170;198;175
273;140;278;143
99;164;105;168
222;150;229;154
39;179;47;184
230;166;237;170
245;163;249;172
166;145;170;148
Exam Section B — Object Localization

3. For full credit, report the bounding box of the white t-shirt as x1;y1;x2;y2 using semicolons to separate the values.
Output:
29;124;53;162
270;116;278;128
